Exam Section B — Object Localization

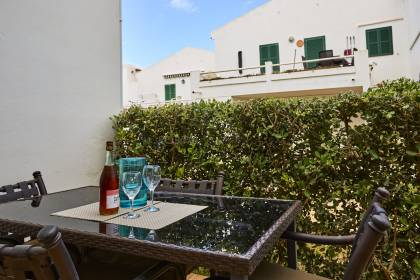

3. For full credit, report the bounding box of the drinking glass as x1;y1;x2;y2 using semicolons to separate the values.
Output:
145;230;160;242
122;172;141;219
128;227;135;239
143;165;161;212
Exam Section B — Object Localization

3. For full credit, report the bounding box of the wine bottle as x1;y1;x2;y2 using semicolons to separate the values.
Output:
99;222;119;236
99;141;119;215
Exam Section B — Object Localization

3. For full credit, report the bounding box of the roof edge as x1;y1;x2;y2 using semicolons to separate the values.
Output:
141;47;215;71
211;0;273;38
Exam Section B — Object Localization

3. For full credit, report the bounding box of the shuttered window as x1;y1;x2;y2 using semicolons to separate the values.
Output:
259;43;280;74
304;36;326;69
366;26;393;57
165;84;176;101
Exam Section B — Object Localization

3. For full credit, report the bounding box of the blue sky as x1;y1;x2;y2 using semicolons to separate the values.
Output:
122;0;268;68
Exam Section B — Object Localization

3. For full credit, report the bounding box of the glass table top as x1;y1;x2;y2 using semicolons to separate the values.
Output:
0;187;296;255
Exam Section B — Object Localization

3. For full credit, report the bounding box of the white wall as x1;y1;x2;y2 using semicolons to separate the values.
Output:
131;47;214;105
410;39;420;81
212;0;412;85
358;19;410;84
0;0;122;192
406;0;420;81
123;64;141;107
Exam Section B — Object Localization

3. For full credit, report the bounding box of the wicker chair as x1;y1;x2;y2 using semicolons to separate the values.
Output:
250;187;391;280
0;225;184;280
0;171;47;207
158;171;225;196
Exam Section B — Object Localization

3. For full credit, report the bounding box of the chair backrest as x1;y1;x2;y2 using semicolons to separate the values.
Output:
0;171;47;207
157;171;224;195
0;225;79;280
318;50;334;67
319;49;333;59
344;188;391;280
352;187;390;248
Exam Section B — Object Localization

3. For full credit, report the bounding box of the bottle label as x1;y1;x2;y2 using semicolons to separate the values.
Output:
106;189;119;209
105;224;119;235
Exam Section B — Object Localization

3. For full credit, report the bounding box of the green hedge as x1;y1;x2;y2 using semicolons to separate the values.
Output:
112;78;420;279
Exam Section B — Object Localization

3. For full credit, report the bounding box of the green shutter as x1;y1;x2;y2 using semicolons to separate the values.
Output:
366;29;379;57
380;26;393;55
260;45;269;74
304;36;326;69
165;85;170;101
170;84;176;100
164;84;176;101
270;44;280;73
366;26;393;57
259;43;279;74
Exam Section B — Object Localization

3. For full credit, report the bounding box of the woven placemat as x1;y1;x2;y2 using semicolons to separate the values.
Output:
51;201;207;230
51;202;155;222
107;202;207;230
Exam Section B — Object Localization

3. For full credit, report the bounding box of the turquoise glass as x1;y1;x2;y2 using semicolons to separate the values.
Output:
118;225;148;240
118;157;147;208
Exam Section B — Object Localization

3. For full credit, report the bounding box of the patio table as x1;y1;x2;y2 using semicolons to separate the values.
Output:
0;186;301;279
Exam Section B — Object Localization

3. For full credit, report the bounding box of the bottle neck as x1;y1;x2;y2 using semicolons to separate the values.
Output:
104;151;114;166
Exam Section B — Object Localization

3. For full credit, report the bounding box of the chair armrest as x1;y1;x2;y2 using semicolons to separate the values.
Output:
282;231;355;245
0;234;25;245
132;261;185;280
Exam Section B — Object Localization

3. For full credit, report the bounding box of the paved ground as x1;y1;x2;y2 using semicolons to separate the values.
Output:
187;273;207;280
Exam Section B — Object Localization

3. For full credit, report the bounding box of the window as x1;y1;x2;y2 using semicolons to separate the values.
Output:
366;26;393;57
238;51;243;74
259;43;279;74
164;84;176;101
304;36;326;69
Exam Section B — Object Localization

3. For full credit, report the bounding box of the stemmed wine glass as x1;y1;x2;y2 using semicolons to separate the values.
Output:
128;227;135;239
122;172;141;219
143;165;161;212
145;229;160;242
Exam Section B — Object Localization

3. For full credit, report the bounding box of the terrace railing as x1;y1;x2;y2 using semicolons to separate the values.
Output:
200;55;356;82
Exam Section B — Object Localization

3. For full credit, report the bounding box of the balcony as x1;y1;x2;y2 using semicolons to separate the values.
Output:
133;51;370;108
190;50;370;101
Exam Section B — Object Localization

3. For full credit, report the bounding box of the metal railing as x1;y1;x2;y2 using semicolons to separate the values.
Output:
200;55;355;80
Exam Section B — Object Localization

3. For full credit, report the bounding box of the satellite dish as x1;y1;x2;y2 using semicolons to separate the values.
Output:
296;40;304;48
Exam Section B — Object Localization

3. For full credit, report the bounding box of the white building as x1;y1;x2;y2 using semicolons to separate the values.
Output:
0;0;122;192
125;47;214;106
125;0;420;106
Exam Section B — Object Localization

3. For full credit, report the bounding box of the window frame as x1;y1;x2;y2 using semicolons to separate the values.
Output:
365;26;394;57
304;35;326;69
164;84;176;101
259;43;280;74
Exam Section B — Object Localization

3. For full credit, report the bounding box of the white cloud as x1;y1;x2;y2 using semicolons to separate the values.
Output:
170;0;197;13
